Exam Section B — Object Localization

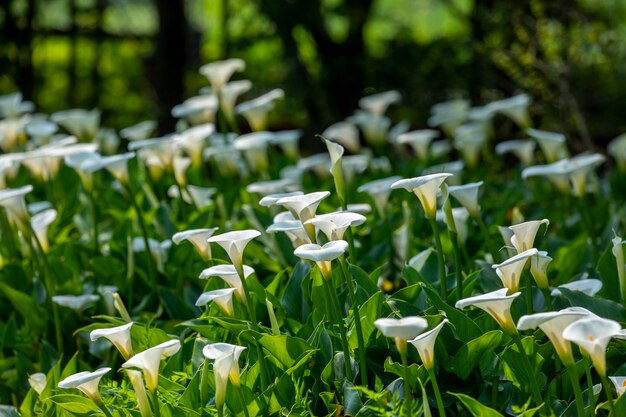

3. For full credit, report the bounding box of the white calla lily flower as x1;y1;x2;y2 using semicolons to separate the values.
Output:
276;191;330;223
90;322;134;360
530;251;552;290
199;264;255;301
52;294;99;312
323;121;360;153
448;181;483;218
172;228;219;261
391;173;453;219
235;89;284;131
509;219;549;253
58;367;111;401
357;176;401;217
0;185;33;226
196;288;236;316
121;339;181;392
202;343;246;410
207;230;261;272
408;319;448;370
517;308;588;365
30;208;57;253
199;58;245;93
551;278;603;297
456;288;521;334
492;248;538;292
396;130;439;160
294;240;348;278
358;90;401;115
259;191;303;207
609;376;626;397
495;139;536;165
120;120;156;141
375;316;429;355
563;317;622;376
487;94;531;128
527;128;567;163
304;211;366;241
28;373;47;395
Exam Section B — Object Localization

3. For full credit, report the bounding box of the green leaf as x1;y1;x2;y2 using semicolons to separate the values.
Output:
349;263;378;298
48;394;99;414
596;244;621;302
556;288;626;322
448;330;503;380
348;291;384;349
281;261;312;322
420;283;481;342
0;283;45;332
449;392;504;417
240;330;315;369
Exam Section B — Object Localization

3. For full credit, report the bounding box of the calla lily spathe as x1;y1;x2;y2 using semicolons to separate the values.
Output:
396;129;439;160
172;227;219;261
202;343;246;410
456;288;521;334
391;173;453;219
408;319;448;370
28;373;47;395
448;181;483;218
90;322;134;360
294;240;348;278
508;219;549;253
276;191;331;223
517;308;588;365
495;139;536;165
609;377;626;397
196;288;236;316
207;230;261;272
58;367;111;401
199;58;245;93
121;339;181;392
551;278;603;297
357;176;401;217
235;89;284;131
322;121;360;153
563;317;622;376
530;251;552;290
0;185;33;225
304;211;366;241
527;128;567;163
358;90;401;116
199;264;255;301
52;294;99;312
492;248;538;292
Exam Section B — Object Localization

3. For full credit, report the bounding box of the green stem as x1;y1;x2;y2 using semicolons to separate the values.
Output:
88;190;100;255
600;374;617;417
475;214;497;260
255;341;271;392
525;273;534;315
200;360;210;406
512;332;543;407
576;198;599;263
324;278;353;381
150;390;161;417
566;363;586;417
400;350;412;417
339;257;368;387
429;217;447;300
541;289;553;311
126;184;157;289
234;264;257;327
383;213;396;281
24;221;63;353
427;367;446;417
236;385;250;417
450;231;463;300
491;376;499;409
585;360;596;412
93;398;114;417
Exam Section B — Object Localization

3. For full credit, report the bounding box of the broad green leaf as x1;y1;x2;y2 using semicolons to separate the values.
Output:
556;288;626;322
281;261;312;322
596;244;621;302
449;392;504;417
349;263;378;297
0;283;45;332
48;394;99;414
420;283;481;342
448;330;503;380
348;291;384;349
240;330;315;369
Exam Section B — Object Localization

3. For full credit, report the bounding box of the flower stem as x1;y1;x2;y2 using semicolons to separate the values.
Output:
94;398;114;417
427;367;446;417
600;374;617;417
150;390;161;417
339;256;368;386
565;363;586;417
450;231;463;300
525;274;534;315
511;332;542;406
125;184;157;290
236;386;250;417
25;220;63;353
576;198;599;263
200;360;210;406
400;349;412;417
88;190;100;255
429;218;447;300
585;359;596;412
541;289;553;311
324;278;353;381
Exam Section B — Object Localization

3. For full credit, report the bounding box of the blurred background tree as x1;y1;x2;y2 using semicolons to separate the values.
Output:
1;0;625;148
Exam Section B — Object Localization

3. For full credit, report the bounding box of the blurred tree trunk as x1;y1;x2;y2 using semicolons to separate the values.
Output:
258;0;374;127
153;0;187;133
